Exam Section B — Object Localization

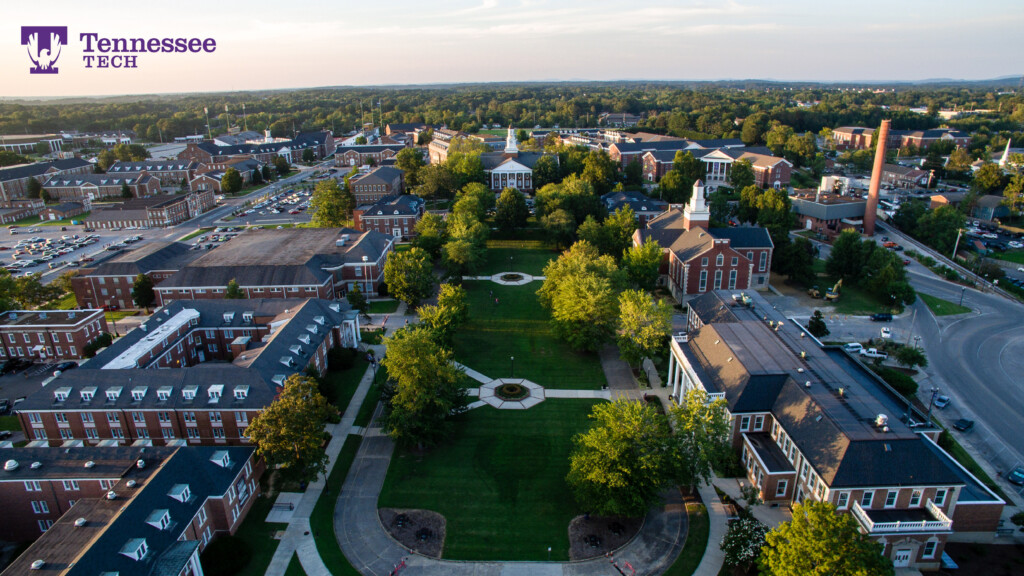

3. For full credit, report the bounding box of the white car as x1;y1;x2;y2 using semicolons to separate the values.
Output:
880;327;892;339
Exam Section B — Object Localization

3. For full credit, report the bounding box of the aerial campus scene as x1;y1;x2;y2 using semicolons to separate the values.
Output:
0;1;1023;575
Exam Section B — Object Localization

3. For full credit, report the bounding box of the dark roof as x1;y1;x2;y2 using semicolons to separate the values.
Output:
89;241;199;276
791;194;868;221
43;172;155;188
480;151;547;170
43;201;85;213
107;161;198;173
601;190;668;214
350;166;403;185
0;158;90;182
0;308;101;328
690;138;745;149
745;433;795;473
336;144;404;154
976;195;1005;208
0;446;175;482
359;194;424;216
709;227;774;249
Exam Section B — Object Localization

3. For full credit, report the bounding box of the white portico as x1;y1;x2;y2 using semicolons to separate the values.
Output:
667;333;725;403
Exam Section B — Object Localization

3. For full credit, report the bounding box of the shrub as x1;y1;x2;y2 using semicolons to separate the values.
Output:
200;535;252;576
1011;511;1024;527
872;366;918;397
327;346;358;371
83;333;113;358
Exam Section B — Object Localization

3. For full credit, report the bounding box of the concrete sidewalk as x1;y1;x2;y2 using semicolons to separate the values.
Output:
692;482;728;576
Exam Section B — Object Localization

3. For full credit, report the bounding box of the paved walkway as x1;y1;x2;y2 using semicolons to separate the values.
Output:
336;422;689;575
711;476;792;528
692;482;728;576
598;344;642;401
462;272;547;286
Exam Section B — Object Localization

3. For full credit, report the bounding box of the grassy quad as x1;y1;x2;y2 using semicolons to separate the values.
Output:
378;400;602;561
451;282;608;390
476;240;559;276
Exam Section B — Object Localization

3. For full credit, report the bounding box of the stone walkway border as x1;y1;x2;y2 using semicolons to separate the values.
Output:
462;272;547;285
478;378;545;409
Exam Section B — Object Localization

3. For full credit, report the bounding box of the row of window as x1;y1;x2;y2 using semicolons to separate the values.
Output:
33;424;243;441
699;251;768;272
697;269;739;292
0;345;76;358
40;410;251;426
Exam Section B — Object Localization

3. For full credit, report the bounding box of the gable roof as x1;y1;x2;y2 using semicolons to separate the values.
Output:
0;158;91;182
359;194;424;216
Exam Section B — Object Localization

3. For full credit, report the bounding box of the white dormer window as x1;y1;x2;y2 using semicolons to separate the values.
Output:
131;387;147;401
211;450;231;468
298;334;311;345
242;312;253;323
182;385;198;400
223;312;235;323
208;385;223;403
272;375;286;386
280;356;295;367
157;386;173;401
306;325;318;335
314;315;325;326
234;386;249;400
54;387;71;402
168;484;190;503
81;387;96;402
106;387;122;401
289;345;303;356
120;538;148;561
146;509;171;530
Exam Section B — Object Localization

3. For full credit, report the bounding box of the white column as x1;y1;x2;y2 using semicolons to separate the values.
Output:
668;353;676;390
673;364;682;400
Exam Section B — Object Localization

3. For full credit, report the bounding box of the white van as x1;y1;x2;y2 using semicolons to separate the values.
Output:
843;343;864;354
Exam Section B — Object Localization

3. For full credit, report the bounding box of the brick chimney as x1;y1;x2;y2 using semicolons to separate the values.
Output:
863;119;890;236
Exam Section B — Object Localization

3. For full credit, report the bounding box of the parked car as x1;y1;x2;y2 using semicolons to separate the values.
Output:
870;313;893;322
0;431;10;440
933;395;950;409
0;398;9;414
0;358;32;374
880;327;892;339
53;361;78;377
101;304;119;311
843;343;864;354
952;419;975;432
1007;466;1024;486
859;348;888;359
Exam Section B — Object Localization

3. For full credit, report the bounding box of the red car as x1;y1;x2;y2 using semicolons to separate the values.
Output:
101;304;120;312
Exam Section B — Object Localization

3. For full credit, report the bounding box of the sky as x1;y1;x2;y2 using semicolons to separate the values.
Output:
2;0;1022;98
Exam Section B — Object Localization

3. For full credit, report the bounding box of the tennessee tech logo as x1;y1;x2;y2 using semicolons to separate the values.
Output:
21;26;68;74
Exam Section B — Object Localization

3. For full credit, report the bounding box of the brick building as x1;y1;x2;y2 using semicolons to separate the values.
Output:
597;112;642;127
354;194;425;239
190;158;264;193
177;131;335;165
72;241;201;310
83;191;215;230
38;201;87;221
349;166;405;204
636;182;773;301
42;172;162;201
832;126;878;150
0;158;92;203
642;146;791;190
154;228;394;303
0;309;107;362
1;445;263;574
335;144;404;167
106;161;199;188
881;164;931;189
668;290;1005;571
790;191;868;239
15;298;360;447
832;127;970;152
612;138;744;168
479;129;550;193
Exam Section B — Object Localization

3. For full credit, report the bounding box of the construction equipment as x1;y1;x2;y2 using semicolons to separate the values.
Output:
825;279;843;301
807;285;821;299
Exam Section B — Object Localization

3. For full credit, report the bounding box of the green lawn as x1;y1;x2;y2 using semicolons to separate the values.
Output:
354;364;388;428
229;497;287;576
919;293;971;316
105;310;137;324
12;212;91;227
360;328;385;345
0;416;20;431
477;242;558;276
39;293;76;310
663;500;709;576
310;435;363;576
809;259;897;316
179;227;214;241
452;283;608;390
994;250;1024;265
318;359;369;413
367;299;400;314
285;554;308;576
379;400;602;561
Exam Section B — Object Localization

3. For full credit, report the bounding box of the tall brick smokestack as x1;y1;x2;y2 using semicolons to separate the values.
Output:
863;119;890;236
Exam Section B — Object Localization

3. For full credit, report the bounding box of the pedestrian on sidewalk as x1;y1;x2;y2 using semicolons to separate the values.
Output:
495;297;499;305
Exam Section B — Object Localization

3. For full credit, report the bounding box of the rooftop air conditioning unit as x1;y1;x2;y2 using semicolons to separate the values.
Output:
74;518;87;527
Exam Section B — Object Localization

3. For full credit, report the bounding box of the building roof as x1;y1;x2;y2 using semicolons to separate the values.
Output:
349;166;403;186
480;151;546;170
358;194;424;217
790;193;868;221
640;209;772;255
0;158;91;182
87;241;200;276
44;201;85;213
155;228;392;289
601;190;668;214
43;172;156;188
336;144;404;154
976;194;1006;209
0;308;102;328
107;161;198;173
0;446;175;483
882;163;928;178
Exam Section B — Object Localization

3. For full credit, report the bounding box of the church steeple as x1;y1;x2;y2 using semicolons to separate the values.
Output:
682;180;710;230
504;126;519;157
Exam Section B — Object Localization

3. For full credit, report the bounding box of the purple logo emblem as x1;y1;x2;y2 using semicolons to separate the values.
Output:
21;26;68;74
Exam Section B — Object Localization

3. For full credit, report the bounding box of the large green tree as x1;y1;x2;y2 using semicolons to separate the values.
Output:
972;162;1005;194
622;238;663;291
580;150;617;195
617;290;672;366
916;205;965;255
395;147;425;188
346;283;368;315
566;400;674;517
416;283;469;346
729;159;755;190
668;389;732;490
416;164;457;199
247;374;333;482
412;212;447;259
495;188;529;233
309;178;354;228
541;208;577;249
381;326;469;449
759;501;893;576
533;155;560;189
220;167;243;194
131;273;155;310
224;278;245;299
383;247;435;307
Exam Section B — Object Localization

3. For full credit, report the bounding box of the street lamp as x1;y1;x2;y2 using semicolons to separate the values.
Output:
914;336;921;350
927;387;939;422
510;356;515;378
959;285;966;307
509;255;513;273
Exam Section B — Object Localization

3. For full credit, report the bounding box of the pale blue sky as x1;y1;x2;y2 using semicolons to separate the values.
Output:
2;0;1021;97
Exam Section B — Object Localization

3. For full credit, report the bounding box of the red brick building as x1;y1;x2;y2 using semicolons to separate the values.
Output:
2;445;263;574
0;158;92;203
72;241;201;310
107;160;199;188
790;192;868;239
349;166;405;204
177;131;335;165
354;194;424;239
83;190;216;230
154;228;394;303
636;182;773;301
0;309;107;362
881;164;931;189
38;201;87;221
643;147;791;190
335;144;404;167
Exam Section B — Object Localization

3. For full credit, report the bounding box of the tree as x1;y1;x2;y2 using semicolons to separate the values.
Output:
346;283;368;315
541;208;577;249
354;135;368;145
972;162;1005;194
806;310;829;338
737;184;762;224
668;389;732;490
416;164;456;199
580;150;617;195
765;123;795;157
495;188;529;233
533;155;560;189
274;156;290;176
550;260;621;351
220;167;243;194
27;178;42;199
447;210;489;246
247;374;333;482
452;194;486;222
721;517;769;572
759;501;893;576
380;326;468;449
946;147;972;174
785;132;818;168
121;182;133;199
740;112;770;145
617;290;672;366
729;159;755;190
416;283;468;346
395;147;425;188
96;149;117;171
603;206;638;258
445;151;486;189
827;230;870;281
778;237;816;287
708;190;731;226
894;346;928;370
302;148;315;163
309;178;354;227
442;238;482;279
891;199;927;234
251;167;263;186
412;212;447;259
916;205;965;255
624;157;644;186
383;247;435;307
1003;173;1024;216
622;238;662;291
224;278;245;299
457;182;496;213
131;273;155;310
261;164;273;182
566;400;673;517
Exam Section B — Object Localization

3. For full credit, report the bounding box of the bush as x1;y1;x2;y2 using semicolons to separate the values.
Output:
327;346;358;371
83;333;113;358
872;366;918;397
200;535;253;576
1011;511;1024;527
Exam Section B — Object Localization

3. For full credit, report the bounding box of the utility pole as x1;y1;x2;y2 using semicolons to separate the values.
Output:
242;103;248;132
204;107;212;140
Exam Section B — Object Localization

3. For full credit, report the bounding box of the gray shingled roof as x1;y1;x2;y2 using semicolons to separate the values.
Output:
89;242;199;276
0;158;90;182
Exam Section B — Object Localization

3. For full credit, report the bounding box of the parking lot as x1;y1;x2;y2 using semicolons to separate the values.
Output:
2;223;154;280
227;186;313;227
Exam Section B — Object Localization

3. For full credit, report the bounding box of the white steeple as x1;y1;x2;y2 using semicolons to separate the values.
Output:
1000;138;1012;167
504;126;519;155
682;180;710;229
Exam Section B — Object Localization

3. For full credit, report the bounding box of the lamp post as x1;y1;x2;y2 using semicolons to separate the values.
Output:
914;335;921;350
510;356;515;378
959;285;966;307
509;255;513;273
927;387;939;422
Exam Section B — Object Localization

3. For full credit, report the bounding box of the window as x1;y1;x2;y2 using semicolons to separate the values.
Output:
934;489;947;507
31;501;49;514
85;428;98;439
37;520;53;532
746;251;753;261
701;257;708;266
716;254;724;266
771;421;779;438
731;257;738;266
910;489;922;507
800;462;809;481
196;506;208;526
28;413;41;424
210;411;222;422
885;490;898;508
836;491;849;509
132;412;144;423
753;415;764;431
776;480;788;497
62;480;80;491
137;428;150;439
923;540;937;559
698;270;708;292
184;411;196;423
861;491;874;508
759;252;767;271
82;413;93;423
212;427;226;439
107;412;119;424
111;427;124;438
728;270;738;290
740;416;750;431
34;429;47;440
187;428;199;439
162;427;175;439
24;481;41;492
